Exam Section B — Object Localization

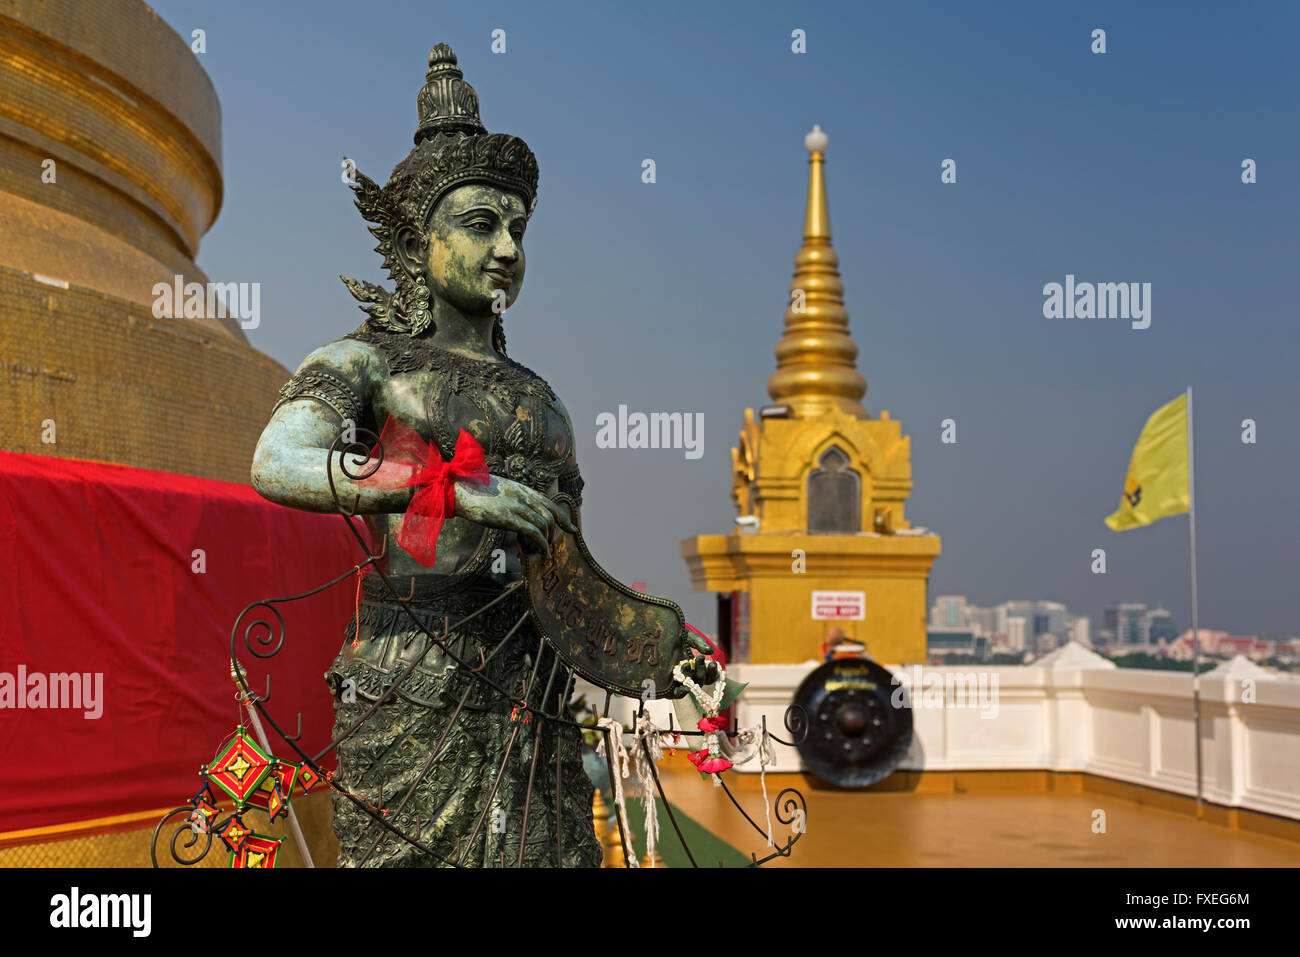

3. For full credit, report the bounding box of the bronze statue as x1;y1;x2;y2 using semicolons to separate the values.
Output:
250;43;705;867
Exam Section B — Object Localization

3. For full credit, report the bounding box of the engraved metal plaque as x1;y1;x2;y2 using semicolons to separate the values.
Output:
521;518;689;700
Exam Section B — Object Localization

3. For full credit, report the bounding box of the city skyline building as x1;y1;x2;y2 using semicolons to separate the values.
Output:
927;594;1116;658
929;593;1219;658
1146;608;1180;645
1006;616;1027;653
926;592;1235;661
1069;616;1092;648
1105;602;1150;646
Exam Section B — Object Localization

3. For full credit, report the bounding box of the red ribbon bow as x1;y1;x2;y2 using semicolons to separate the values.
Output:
697;715;729;733
361;414;489;566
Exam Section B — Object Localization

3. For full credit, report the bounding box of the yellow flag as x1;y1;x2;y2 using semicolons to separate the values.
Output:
1105;393;1190;531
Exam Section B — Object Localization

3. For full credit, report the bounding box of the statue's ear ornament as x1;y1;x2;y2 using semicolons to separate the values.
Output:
340;167;409;333
347;167;399;273
339;275;395;327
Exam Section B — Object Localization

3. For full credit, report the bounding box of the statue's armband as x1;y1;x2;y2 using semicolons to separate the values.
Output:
273;365;369;433
558;465;584;508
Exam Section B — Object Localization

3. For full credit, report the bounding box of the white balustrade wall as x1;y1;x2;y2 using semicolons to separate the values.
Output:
593;654;1300;822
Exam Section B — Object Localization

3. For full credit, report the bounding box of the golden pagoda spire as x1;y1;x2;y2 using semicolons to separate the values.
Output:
766;125;868;418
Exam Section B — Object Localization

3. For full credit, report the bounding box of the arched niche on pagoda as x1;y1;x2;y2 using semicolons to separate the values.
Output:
794;427;878;533
807;445;861;532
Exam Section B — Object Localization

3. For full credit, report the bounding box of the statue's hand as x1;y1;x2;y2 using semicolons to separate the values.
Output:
453;474;578;558
685;629;715;656
553;497;579;535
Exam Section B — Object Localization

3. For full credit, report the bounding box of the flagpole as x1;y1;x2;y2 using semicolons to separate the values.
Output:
1187;385;1203;817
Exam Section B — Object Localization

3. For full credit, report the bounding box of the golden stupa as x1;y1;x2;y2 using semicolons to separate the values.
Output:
683;125;940;665
0;0;290;483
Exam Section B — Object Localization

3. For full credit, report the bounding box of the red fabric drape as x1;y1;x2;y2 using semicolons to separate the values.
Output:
0;450;365;833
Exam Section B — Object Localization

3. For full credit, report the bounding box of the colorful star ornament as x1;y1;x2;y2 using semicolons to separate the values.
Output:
177;725;330;867
187;783;220;832
216;813;253;854
230;833;285;869
297;764;323;794
245;760;300;823
202;726;274;804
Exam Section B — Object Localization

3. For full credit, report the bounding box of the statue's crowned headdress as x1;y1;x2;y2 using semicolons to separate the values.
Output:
341;43;538;347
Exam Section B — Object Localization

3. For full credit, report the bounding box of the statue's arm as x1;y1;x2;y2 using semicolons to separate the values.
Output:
250;340;410;515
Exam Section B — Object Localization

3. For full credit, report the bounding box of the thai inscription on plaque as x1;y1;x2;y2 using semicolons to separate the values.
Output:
523;513;689;699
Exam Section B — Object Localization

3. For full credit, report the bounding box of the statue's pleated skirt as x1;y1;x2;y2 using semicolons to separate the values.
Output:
325;576;601;867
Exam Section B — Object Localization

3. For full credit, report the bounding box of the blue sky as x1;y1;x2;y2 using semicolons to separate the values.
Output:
147;0;1299;639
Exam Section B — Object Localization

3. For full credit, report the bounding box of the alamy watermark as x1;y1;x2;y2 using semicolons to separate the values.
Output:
1042;274;1150;330
890;666;999;719
595;404;703;460
0;665;103;719
152;275;260;330
50;887;150;937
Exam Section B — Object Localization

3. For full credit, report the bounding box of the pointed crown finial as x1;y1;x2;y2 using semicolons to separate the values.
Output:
415;43;486;143
765;125;868;417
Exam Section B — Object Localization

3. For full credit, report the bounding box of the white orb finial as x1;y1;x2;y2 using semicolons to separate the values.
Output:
804;124;828;154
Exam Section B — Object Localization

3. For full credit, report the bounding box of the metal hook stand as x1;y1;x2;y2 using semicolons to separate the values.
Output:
151;430;806;868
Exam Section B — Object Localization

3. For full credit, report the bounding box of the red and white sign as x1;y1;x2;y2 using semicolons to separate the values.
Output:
811;590;865;620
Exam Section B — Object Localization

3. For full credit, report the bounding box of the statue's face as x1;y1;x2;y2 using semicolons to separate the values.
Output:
425;183;527;315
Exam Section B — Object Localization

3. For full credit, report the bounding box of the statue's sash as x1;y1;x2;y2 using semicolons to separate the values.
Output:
521;497;689;700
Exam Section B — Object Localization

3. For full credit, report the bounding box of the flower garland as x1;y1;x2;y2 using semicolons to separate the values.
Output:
672;657;733;785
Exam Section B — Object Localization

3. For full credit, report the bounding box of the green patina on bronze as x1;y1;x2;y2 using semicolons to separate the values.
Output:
522;493;693;700
250;43;705;867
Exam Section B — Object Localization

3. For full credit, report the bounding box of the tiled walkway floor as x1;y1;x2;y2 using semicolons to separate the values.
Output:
657;759;1300;867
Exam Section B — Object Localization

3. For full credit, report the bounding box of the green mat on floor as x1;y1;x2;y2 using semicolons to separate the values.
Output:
605;791;751;868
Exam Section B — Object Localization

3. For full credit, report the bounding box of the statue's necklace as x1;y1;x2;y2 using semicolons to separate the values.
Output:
346;324;556;406
346;323;563;490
